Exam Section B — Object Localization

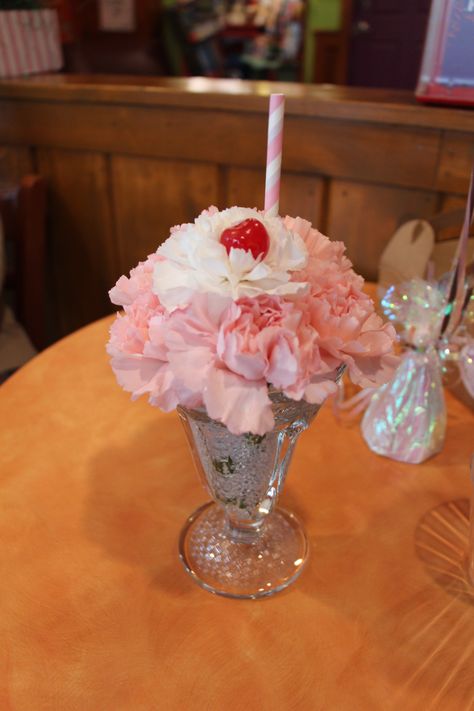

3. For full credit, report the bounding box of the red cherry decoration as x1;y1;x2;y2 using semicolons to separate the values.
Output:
220;219;270;260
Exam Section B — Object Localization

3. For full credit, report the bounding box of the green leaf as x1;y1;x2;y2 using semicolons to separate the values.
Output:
244;433;265;445
212;456;235;476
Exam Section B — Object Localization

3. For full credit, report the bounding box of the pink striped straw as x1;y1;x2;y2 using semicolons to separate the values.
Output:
264;93;285;217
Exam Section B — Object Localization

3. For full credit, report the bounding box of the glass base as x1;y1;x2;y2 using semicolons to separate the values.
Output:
179;502;309;599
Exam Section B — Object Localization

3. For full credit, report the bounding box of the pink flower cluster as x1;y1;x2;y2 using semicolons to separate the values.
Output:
107;211;397;434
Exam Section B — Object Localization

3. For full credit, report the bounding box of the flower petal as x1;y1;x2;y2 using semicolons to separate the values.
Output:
203;368;273;435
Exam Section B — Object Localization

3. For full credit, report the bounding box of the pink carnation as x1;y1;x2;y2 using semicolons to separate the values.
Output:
284;216;397;388
107;209;397;434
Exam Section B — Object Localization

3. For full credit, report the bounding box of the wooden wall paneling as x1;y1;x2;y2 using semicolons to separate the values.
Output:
225;168;326;227
111;156;219;273
37;148;119;336
327;180;439;281
431;192;474;276
436;194;471;242
2;78;474;132
0;97;440;191
0;145;33;185
437;132;474;195
280;173;326;228
0;101;268;172
285;117;440;190
225;167;265;210
2;76;474;335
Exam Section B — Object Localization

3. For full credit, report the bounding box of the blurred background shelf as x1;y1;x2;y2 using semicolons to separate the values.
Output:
47;0;434;85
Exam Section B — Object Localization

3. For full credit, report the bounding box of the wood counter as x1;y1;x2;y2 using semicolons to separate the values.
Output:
1;75;473;336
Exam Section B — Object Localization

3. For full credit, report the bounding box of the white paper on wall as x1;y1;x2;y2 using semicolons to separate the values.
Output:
99;0;135;32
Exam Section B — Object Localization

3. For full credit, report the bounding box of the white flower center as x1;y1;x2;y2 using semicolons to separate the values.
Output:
152;207;308;311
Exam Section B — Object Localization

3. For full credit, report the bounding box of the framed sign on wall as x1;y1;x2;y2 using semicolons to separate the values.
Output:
416;0;474;106
99;0;135;32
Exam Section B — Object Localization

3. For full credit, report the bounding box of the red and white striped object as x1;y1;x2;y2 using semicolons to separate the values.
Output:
0;9;63;79
264;93;285;218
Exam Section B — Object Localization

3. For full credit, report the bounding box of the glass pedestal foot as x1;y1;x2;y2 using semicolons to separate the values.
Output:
179;502;308;599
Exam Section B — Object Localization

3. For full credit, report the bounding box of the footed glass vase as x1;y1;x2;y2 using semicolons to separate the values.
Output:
177;392;321;599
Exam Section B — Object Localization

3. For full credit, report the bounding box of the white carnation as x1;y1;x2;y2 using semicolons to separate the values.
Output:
152;207;308;311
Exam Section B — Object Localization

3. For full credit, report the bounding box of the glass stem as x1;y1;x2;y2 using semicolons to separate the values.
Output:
226;513;264;544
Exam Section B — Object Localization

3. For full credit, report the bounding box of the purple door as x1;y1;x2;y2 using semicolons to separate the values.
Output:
348;0;432;89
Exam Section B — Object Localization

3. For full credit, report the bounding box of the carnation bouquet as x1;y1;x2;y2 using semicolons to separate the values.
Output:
107;206;396;435
106;94;397;599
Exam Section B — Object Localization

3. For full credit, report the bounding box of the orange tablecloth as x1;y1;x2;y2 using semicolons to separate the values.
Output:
1;316;473;711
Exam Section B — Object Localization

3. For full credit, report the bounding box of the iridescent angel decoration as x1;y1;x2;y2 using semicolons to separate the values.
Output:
362;170;474;464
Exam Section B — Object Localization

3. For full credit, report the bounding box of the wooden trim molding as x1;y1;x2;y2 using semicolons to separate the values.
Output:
0;74;473;131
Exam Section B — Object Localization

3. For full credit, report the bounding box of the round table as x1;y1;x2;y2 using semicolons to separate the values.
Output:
1;315;473;711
